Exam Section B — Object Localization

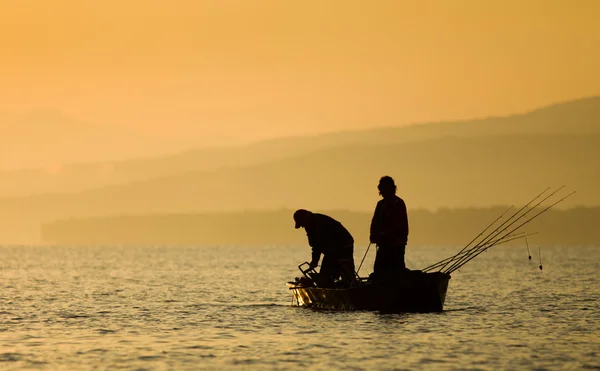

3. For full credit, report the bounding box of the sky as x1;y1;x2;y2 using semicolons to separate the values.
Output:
1;0;599;142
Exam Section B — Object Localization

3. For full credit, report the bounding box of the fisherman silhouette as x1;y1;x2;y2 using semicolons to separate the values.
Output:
369;176;409;280
293;209;356;287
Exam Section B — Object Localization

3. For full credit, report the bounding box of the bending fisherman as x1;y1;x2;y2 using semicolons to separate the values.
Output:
293;209;356;287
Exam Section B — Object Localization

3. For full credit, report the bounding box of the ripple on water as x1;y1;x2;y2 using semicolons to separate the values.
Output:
0;353;23;362
0;244;597;370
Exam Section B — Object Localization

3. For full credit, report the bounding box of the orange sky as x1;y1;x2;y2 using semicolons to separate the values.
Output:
1;0;599;140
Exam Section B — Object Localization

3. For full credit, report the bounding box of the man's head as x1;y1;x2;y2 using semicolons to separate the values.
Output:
378;176;397;198
293;209;313;229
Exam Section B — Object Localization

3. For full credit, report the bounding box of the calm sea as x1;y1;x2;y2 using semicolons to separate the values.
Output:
0;244;598;370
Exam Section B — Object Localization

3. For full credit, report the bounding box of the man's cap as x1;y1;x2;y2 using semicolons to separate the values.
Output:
293;209;311;229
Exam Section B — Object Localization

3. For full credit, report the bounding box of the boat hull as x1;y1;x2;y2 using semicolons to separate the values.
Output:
288;271;450;313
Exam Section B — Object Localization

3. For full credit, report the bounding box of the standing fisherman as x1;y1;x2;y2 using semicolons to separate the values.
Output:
369;176;409;279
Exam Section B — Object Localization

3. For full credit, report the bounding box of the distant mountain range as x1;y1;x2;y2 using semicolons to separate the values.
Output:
0;109;246;173
1;96;599;198
1;96;598;243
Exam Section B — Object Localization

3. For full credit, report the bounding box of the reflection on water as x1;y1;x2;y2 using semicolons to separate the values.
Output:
0;244;598;370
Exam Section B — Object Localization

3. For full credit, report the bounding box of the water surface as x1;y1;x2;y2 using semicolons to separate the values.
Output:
0;244;598;370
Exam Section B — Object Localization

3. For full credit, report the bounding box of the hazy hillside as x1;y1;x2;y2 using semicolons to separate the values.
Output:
0;133;595;243
2;96;599;198
41;207;600;247
0;109;246;173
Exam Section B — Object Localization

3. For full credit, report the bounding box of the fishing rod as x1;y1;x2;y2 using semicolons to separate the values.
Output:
422;230;530;272
445;190;575;273
425;188;550;273
428;231;531;273
467;232;539;255
356;242;372;276
484;190;574;253
442;187;556;272
434;205;515;272
444;186;567;273
470;187;561;250
428;232;537;274
437;187;551;272
443;231;540;273
441;228;536;273
465;230;530;255
466;232;538;255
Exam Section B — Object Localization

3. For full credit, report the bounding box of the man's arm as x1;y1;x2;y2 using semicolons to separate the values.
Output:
307;229;322;268
310;248;321;268
370;202;381;244
391;199;409;244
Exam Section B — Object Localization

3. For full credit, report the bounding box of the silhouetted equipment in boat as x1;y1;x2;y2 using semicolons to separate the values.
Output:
288;262;450;312
288;186;575;313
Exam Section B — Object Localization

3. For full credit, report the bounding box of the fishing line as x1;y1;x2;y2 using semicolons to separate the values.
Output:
423;231;528;271
443;187;560;273
526;237;532;260
444;188;574;274
435;205;514;272
538;246;543;271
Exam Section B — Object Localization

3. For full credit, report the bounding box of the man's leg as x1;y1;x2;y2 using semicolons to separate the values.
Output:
373;245;393;277
396;244;406;271
318;255;338;287
385;244;406;275
337;257;356;284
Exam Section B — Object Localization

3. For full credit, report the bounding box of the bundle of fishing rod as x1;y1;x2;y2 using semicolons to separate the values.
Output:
422;186;575;275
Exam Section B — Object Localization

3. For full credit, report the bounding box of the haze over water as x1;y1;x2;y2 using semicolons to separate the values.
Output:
1;244;597;370
2;1;599;370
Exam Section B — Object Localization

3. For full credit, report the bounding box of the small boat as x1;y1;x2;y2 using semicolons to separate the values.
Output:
287;187;573;313
287;263;450;313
